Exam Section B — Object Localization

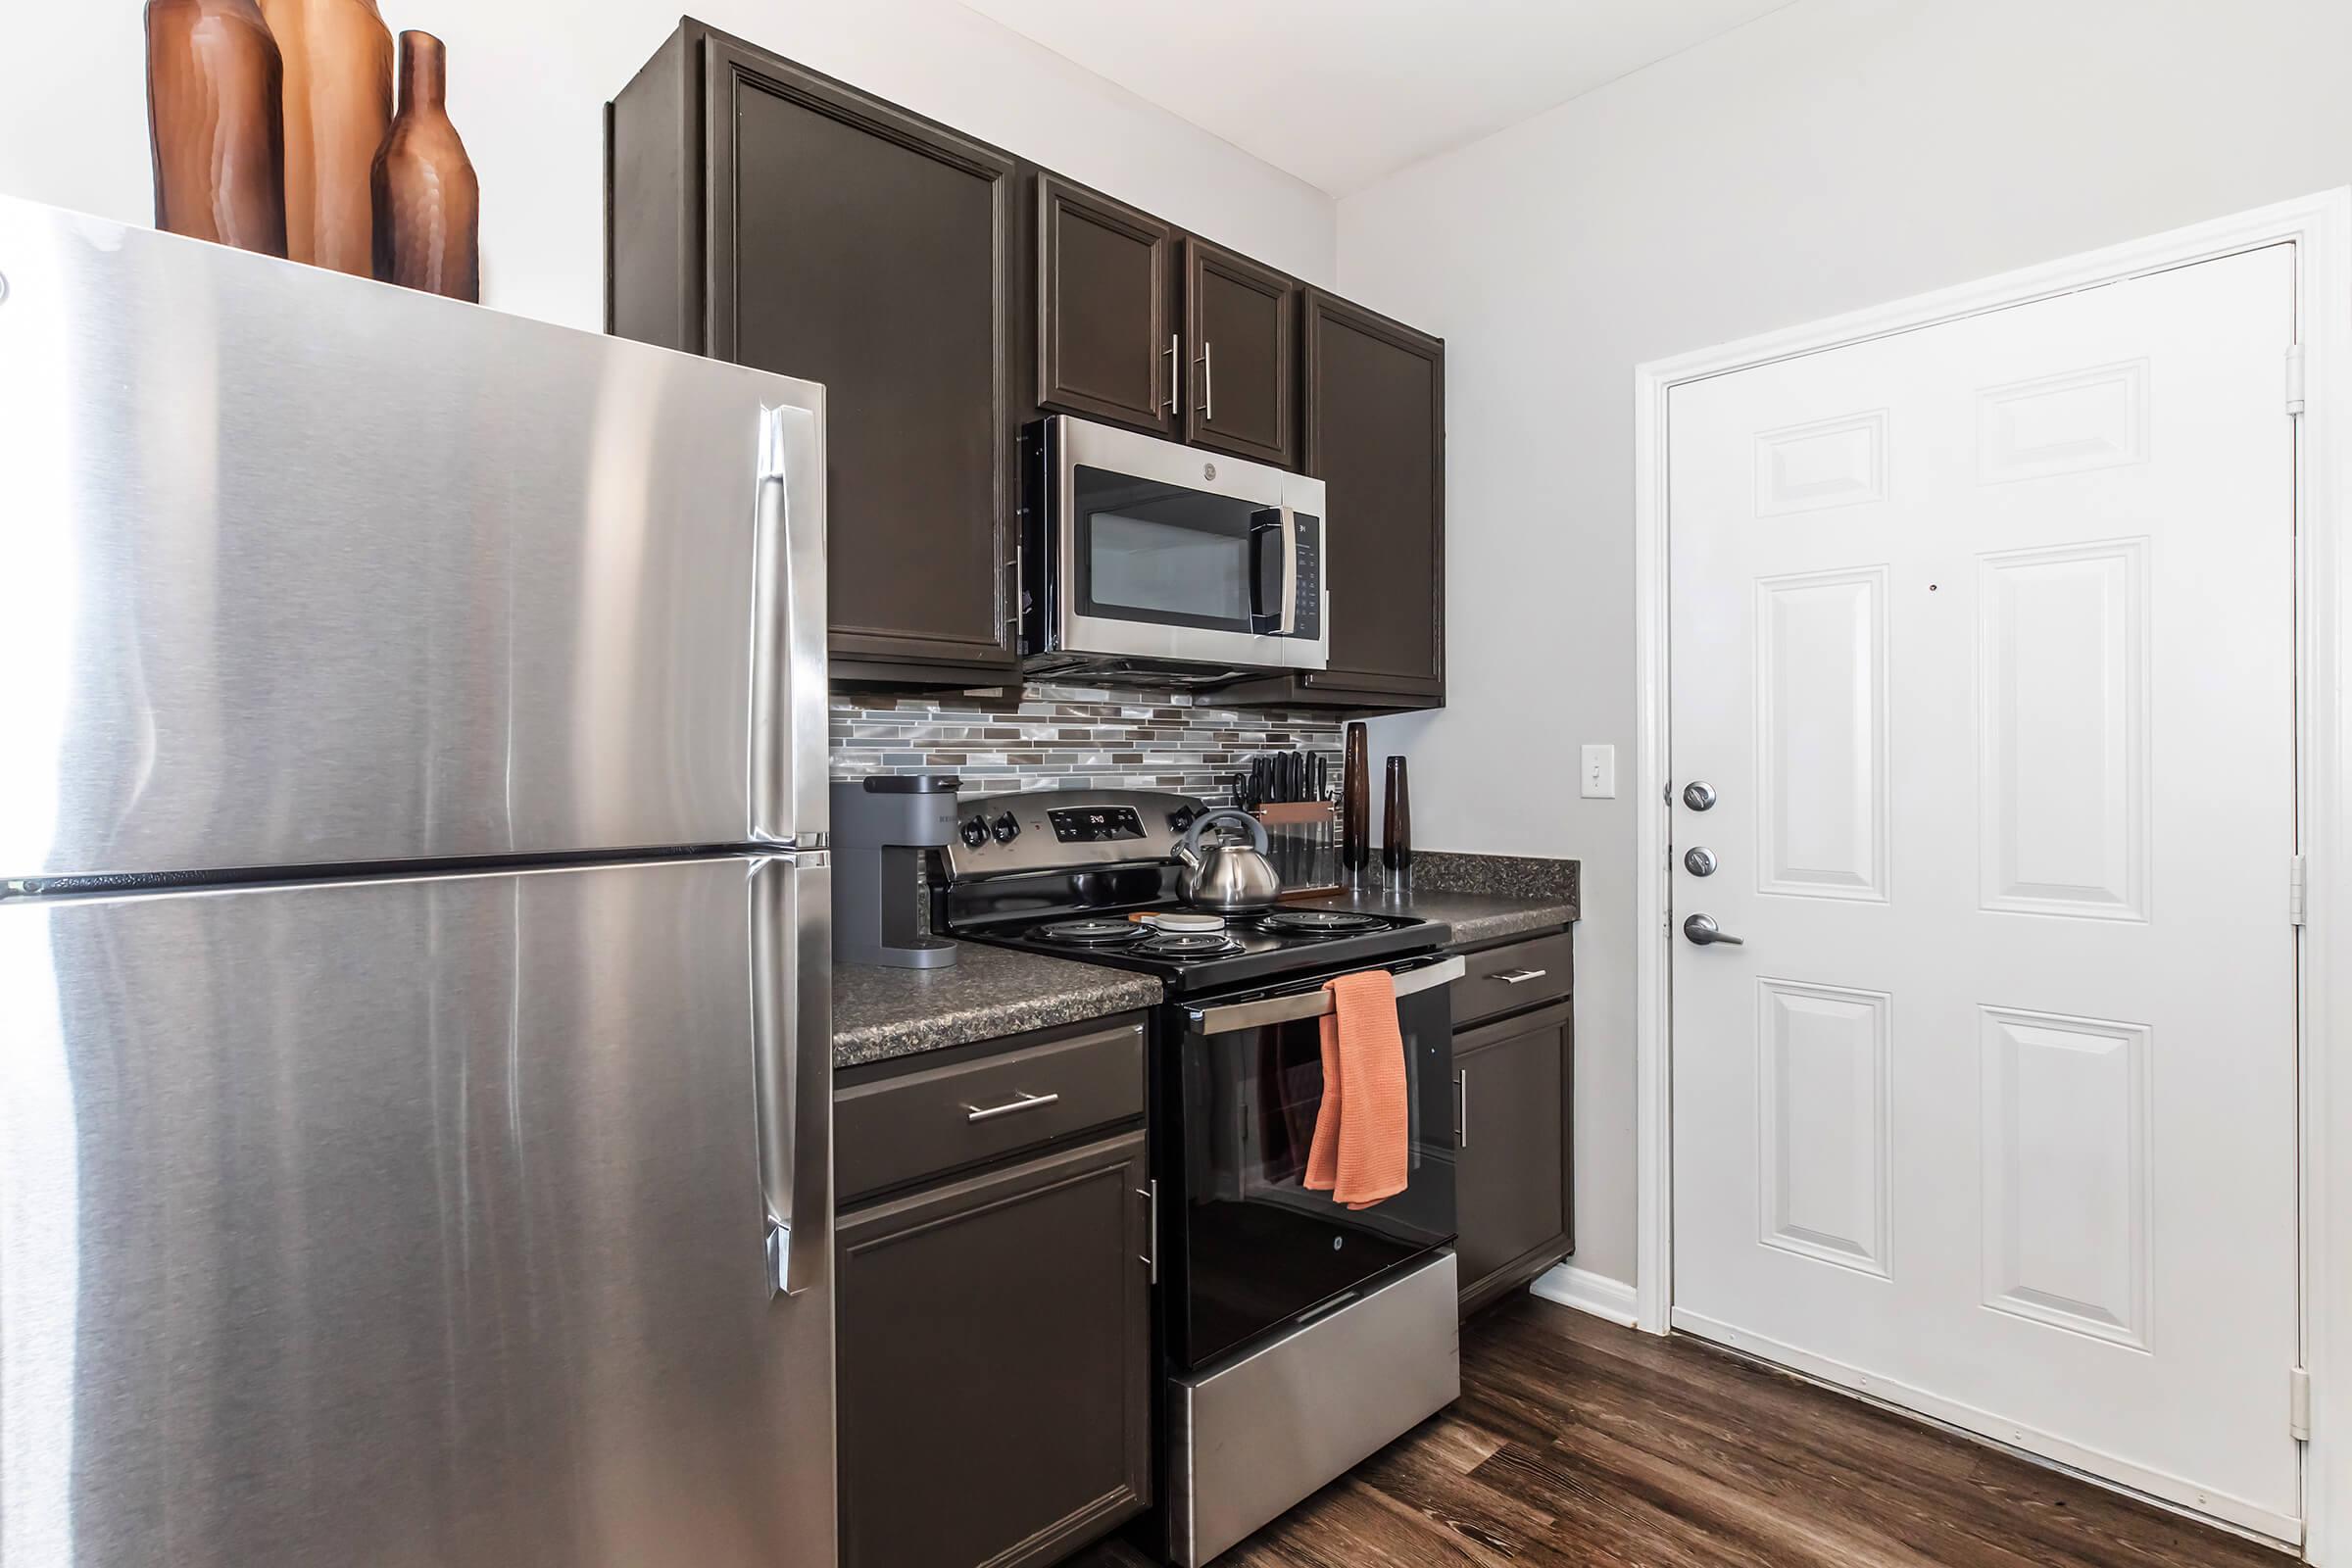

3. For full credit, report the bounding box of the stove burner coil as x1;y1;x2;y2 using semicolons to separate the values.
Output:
1034;918;1148;946
1254;909;1391;938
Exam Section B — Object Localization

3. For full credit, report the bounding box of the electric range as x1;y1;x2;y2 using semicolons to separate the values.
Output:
969;902;1444;993
934;788;1467;1568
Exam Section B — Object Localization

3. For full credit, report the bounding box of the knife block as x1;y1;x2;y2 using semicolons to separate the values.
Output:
1253;802;1344;900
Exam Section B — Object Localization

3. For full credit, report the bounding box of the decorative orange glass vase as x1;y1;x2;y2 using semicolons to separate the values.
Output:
146;0;288;257
371;30;479;302
262;0;392;275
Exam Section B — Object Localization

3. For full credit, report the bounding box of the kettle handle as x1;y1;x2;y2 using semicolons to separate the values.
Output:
1183;808;1269;858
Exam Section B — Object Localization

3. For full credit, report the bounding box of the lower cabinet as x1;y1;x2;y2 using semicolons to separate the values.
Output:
836;1129;1152;1568
1453;999;1575;1318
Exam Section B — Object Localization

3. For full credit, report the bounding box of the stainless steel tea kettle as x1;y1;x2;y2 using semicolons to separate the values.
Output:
1173;808;1282;912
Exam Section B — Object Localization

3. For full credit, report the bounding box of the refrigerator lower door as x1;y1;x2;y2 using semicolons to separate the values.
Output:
0;194;828;882
0;856;833;1568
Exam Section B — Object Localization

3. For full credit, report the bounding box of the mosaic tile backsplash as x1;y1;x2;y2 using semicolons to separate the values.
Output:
830;683;1346;800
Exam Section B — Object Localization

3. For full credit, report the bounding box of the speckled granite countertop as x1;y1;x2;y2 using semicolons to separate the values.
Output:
1299;852;1579;948
1295;886;1577;948
833;945;1162;1068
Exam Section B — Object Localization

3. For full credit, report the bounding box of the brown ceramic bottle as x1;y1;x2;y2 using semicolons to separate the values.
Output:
263;0;391;274
145;0;288;256
371;31;479;302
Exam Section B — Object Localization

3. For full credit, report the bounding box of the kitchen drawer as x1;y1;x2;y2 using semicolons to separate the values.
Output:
1452;931;1573;1030
836;1018;1146;1202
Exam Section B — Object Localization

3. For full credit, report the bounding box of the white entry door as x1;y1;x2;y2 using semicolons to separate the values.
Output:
1668;244;2300;1540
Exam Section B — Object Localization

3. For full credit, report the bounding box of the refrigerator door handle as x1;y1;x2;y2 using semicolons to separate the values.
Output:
752;401;831;849
754;855;833;1298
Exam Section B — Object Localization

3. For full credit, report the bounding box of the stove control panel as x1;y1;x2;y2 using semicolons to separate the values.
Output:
1051;806;1144;844
941;789;1206;880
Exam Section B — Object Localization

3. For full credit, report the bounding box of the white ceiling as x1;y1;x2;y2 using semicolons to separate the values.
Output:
957;0;1794;197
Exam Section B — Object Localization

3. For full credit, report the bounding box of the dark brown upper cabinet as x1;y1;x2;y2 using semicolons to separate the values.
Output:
1221;289;1446;712
1183;237;1299;469
1302;289;1446;704
1038;173;1178;437
612;21;1445;701
607;22;1022;682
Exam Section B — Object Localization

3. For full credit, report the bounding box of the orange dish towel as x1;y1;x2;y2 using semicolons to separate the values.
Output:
1303;969;1410;1210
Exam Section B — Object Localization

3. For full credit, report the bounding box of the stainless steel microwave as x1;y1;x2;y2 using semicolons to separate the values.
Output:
1024;416;1328;681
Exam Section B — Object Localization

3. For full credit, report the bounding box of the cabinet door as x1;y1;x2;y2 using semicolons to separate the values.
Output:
1039;174;1177;435
1302;289;1446;703
1183;237;1298;468
706;40;1019;674
837;1132;1152;1568
1454;1002;1574;1316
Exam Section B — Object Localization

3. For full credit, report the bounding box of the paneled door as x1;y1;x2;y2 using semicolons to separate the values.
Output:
1668;245;2299;1540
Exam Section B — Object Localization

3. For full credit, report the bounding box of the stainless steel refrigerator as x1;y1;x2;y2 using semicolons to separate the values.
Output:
0;195;835;1567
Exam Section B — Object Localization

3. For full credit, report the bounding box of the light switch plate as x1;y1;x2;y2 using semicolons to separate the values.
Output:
1582;744;1617;799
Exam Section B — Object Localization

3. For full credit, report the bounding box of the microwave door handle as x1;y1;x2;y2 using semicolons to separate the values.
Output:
1186;956;1467;1036
1278;508;1299;637
1250;509;1285;630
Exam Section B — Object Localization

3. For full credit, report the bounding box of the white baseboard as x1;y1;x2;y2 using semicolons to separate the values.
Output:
1670;1307;2302;1547
1528;1264;1639;1328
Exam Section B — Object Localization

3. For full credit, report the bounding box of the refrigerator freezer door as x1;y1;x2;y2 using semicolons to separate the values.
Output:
0;196;828;883
0;856;834;1568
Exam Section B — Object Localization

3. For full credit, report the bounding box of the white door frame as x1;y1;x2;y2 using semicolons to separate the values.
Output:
1631;188;2352;1561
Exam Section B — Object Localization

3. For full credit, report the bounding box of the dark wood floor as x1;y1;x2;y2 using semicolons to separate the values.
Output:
1080;1295;2284;1568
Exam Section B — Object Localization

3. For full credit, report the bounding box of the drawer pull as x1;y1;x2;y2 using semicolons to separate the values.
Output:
963;1090;1060;1124
1493;967;1550;985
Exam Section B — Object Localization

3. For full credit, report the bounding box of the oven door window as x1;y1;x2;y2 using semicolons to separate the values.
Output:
1171;980;1457;1371
1074;466;1280;633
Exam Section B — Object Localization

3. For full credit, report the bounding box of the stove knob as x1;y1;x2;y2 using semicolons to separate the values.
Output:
959;815;990;850
991;811;1022;845
1168;807;1198;833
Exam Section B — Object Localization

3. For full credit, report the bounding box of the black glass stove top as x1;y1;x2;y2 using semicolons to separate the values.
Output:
959;905;1445;994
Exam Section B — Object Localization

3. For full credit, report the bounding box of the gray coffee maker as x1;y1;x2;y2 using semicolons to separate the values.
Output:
831;776;963;968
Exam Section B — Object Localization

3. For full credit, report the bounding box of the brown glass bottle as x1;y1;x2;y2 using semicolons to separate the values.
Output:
1383;756;1412;875
146;0;288;257
371;31;479;302
263;0;391;275
1341;721;1372;873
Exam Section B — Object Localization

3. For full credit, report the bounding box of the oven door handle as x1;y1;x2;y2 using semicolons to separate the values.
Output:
1185;956;1466;1036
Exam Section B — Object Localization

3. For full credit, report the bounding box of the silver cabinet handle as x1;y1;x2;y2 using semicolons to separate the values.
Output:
1455;1069;1469;1150
963;1090;1060;1123
1196;340;1214;421
1138;1181;1158;1282
1188;955;1466;1036
1683;913;1744;947
1493;967;1549;985
1162;333;1178;414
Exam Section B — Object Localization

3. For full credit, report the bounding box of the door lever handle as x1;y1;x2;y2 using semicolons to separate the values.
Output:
1683;913;1744;947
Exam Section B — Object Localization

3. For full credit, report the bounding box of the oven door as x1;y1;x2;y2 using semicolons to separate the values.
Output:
1165;955;1461;1372
1046;416;1327;672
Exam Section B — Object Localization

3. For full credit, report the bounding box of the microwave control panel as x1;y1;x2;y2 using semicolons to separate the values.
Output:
1290;514;1323;641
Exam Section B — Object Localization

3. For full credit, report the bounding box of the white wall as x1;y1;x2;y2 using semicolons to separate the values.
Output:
1340;0;2352;1289
1;0;1334;329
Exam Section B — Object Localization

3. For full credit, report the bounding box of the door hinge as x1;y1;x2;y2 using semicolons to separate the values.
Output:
2287;346;2307;416
2291;1366;2312;1442
2290;855;2308;926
